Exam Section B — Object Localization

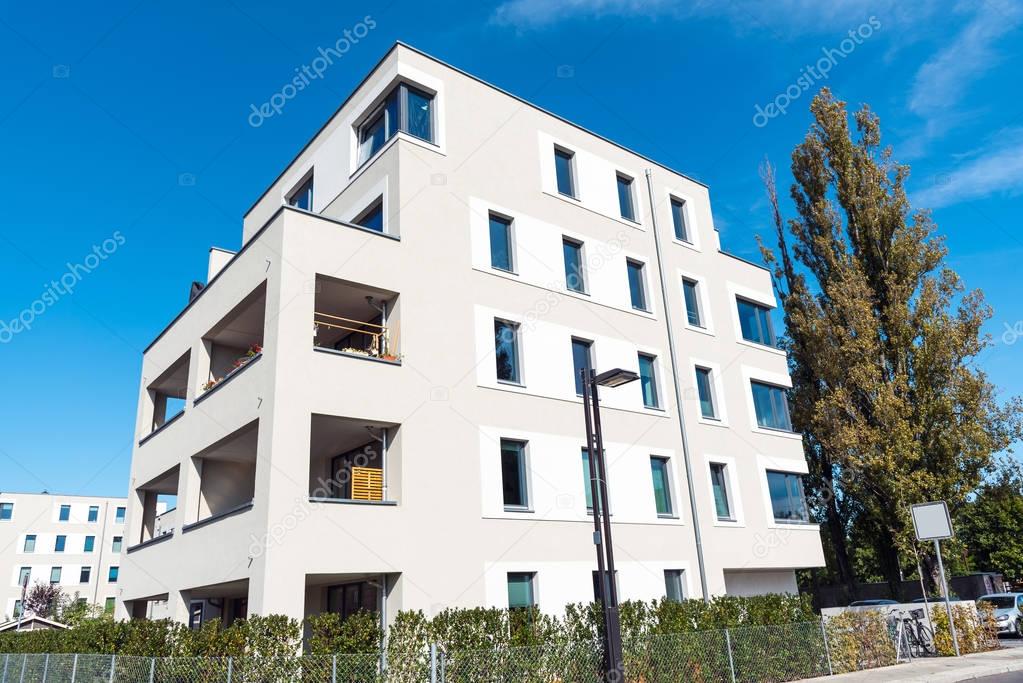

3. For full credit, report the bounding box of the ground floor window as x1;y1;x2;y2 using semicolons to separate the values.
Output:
327;580;380;620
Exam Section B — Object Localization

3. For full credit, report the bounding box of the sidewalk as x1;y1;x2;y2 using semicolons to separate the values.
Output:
799;647;1023;682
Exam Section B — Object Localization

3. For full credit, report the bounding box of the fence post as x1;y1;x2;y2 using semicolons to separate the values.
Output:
148;657;155;683
819;619;833;676
331;654;336;683
429;644;438;683
109;654;116;683
2;653;8;683
227;656;233;683
724;629;737;683
42;654;49;683
18;654;26;683
71;654;78;683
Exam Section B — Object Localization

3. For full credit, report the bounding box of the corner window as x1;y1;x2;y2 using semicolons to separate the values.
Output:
80;566;91;583
767;471;809;523
59;504;71;521
24;535;36;552
695;367;718;419
562;238;586;293
671;198;690;242
554;147;576;197
353;197;384;232
572;338;593;396
638;353;660;409
489;213;514;272
50;566;62;584
357;83;435;165
626;259;648;311
650;457;673;516
287;174;314;211
88;506;99;522
507;572;536;609
710;463;734;521
0;502;12;520
501;439;529;510
737;298;777;347
55;535;66;553
115;507;126;524
84;536;95;553
108;566;119;583
683;279;703;327
664;569;685;602
494;319;522;384
751;381;792;431
617;173;635;221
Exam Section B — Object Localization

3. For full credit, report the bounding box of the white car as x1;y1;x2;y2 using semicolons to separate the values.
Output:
977;593;1023;636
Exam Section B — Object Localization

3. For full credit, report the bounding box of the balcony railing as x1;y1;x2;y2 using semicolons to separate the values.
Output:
313;312;397;361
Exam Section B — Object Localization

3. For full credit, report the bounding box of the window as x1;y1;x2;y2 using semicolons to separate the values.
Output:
55;535;66;553
501;439;529;510
572;338;593;396
626;259;648;311
664;570;685;602
84;536;95;553
0;502;12;520
489;213;514;272
751;381;792;431
562;238;586;293
650;457;673;516
507;572;536;609
14;601;23;618
766;471;809;523
357;83;435;164
737;299;776;346
111;536;123;553
353;197;384;232
670;198;690;242
115;507;126;524
617;174;635;220
80;566;91;583
638;353;660;409
108;566;119;583
24;535;36;552
287;174;313;210
59;504;70;521
104;598;115;614
554;147;576;197
50;567;61;584
695;367;718;419
591;570;619;601
327;580;379;621
682;279;703;327
88;506;99;522
18;567;30;586
494;320;521;384
710;463;734;521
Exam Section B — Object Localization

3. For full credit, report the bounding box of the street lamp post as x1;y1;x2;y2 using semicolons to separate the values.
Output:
581;367;638;681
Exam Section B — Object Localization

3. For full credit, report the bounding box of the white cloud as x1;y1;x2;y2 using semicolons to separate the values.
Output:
913;129;1023;209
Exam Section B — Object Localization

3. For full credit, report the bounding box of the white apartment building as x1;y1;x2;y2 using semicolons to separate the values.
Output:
0;492;126;620
118;42;824;627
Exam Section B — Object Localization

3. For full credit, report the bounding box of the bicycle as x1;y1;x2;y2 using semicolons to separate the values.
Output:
888;608;935;658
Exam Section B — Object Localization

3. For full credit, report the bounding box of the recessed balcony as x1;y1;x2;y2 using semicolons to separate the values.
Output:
198;282;266;400
141;352;190;443
309;414;400;505
313;275;399;363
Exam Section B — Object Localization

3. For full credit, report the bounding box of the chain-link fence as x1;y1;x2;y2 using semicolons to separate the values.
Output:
0;619;910;682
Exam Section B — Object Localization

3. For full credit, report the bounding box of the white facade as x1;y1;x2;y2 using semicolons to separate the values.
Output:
0;492;126;620
118;42;824;626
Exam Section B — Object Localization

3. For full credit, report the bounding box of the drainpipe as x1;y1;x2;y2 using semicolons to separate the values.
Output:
644;168;709;602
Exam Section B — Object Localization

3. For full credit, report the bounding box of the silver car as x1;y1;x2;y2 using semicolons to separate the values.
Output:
977;593;1023;636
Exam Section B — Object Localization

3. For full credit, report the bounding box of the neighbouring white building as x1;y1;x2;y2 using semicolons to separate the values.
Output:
118;42;824;627
0;492;126;620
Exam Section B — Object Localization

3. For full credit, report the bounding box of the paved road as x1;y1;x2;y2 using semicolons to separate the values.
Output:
1001;637;1023;649
973;673;1023;682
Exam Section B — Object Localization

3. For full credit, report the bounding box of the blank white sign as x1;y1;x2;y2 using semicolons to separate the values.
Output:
912;501;953;541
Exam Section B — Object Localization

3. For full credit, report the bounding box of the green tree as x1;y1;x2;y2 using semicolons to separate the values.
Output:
959;466;1023;582
760;88;1022;598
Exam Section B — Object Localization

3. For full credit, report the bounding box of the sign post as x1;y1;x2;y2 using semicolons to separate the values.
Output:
911;501;960;656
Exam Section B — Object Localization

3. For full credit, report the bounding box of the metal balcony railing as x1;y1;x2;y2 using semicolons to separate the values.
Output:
313;312;395;360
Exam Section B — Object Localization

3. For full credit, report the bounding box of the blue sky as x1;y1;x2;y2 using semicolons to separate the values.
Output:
1;0;1021;496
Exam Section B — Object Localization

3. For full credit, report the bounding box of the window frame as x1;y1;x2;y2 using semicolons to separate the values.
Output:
765;470;810;525
88;506;99;523
55;535;67;553
0;502;12;520
18;567;30;586
115;507;126;524
494;318;523;386
108;566;119;583
562;237;587;294
488;212;516;273
111;536;123;553
626;258;649;312
500;438;531;512
506;572;537;609
58;504;71;522
694;366;719;420
353;196;385;233
649;456;675;518
664;569;686;602
50;566;61;584
616;173;636;221
750;380;793;432
571;337;593;397
670;196;692;243
24;534;36;552
709;462;734;522
356;82;436;168
736;297;778;348
682;278;704;328
286;172;314;211
79;566;92;584
84;535;95;553
554;146;577;198
637;353;661;410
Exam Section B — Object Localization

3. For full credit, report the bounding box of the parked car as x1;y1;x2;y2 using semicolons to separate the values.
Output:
849;599;899;606
977;593;1023;636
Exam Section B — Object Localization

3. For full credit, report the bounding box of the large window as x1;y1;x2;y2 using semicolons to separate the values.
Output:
767;471;809;523
489;213;514;272
638;353;660;409
357;83;435;164
650;457;673;517
737;298;777;346
507;572;536;609
695;367;718;419
710;463;733;521
627;259;648;311
554;147;576;197
353;197;384;232
501;439;529;510
617;174;635;220
88;506;99;522
562;238;586;293
664;570;685;602
59;504;70;521
682;279;703;327
572;338;593;396
327;580;379;621
24;535;36;552
0;502;12;520
494;319;521;384
287;175;314;210
671;198;690;242
55;535;66;553
751;381;792;431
